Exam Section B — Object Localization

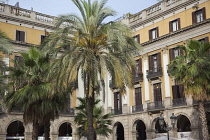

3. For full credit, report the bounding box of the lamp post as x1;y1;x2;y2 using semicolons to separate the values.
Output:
158;113;177;140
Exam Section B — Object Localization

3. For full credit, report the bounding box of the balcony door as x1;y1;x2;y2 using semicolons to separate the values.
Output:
114;92;122;112
135;87;142;106
149;53;161;72
153;83;162;106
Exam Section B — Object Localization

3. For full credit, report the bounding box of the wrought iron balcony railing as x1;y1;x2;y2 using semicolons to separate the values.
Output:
132;105;143;113
147;101;164;111
133;73;143;83
61;108;75;115
172;98;187;107
146;67;163;79
111;108;122;115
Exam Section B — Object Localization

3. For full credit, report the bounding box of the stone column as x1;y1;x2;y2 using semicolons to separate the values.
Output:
50;133;58;140
146;129;155;139
72;132;79;140
0;132;6;140
142;54;150;102
131;131;136;140
191;126;202;140
24;132;32;140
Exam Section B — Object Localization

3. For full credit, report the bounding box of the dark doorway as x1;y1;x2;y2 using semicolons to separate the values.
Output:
155;118;167;133
7;121;24;137
177;115;191;132
136;120;146;140
59;122;72;136
116;122;124;140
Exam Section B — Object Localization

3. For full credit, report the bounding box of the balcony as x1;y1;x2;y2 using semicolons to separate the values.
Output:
146;67;163;80
61;108;75;115
133;73;143;83
111;108;122;115
132;105;143;113
147;101;164;111
172;98;187;107
109;80;116;89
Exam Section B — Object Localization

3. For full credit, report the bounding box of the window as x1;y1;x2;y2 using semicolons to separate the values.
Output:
169;18;180;32
149;27;159;40
135;87;142;106
16;30;25;42
134;59;142;77
114;92;122;110
198;37;209;43
169;47;183;61
41;35;46;44
14;55;23;68
149;52;161;72
192;7;206;24
153;83;162;102
133;34;140;44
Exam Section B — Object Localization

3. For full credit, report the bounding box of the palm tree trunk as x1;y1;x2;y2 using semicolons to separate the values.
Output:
32;118;39;140
198;101;209;140
87;95;96;140
44;119;50;140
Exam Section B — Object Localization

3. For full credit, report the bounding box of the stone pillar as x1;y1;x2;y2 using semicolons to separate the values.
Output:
191;126;202;140
143;54;150;101
131;131;136;140
50;133;58;140
162;47;171;98
0;132;6;140
24;132;32;140
146;129;155;139
169;128;178;138
30;11;36;20
122;104;128;114
164;97;172;108
72;132;79;140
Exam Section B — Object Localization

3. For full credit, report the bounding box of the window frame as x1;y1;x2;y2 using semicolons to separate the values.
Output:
169;18;181;32
192;7;206;24
15;30;25;42
149;27;159;40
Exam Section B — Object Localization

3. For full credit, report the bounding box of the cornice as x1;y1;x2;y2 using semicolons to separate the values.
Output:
130;0;196;29
0;13;55;30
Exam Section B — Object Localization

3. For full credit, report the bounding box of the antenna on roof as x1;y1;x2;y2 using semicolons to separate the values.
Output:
14;2;20;8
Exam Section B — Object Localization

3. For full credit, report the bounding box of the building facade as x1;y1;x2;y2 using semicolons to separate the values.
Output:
0;0;210;139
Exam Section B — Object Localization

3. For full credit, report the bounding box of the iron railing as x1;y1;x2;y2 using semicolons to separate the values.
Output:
146;67;163;79
172;98;187;107
61;108;75;115
147;101;164;110
133;73;143;82
111;108;122;115
132;105;143;113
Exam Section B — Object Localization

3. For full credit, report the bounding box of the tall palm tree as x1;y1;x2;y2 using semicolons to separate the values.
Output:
168;40;210;140
75;97;112;139
43;0;140;139
5;47;70;140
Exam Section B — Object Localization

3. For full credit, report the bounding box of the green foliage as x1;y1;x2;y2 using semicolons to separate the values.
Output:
74;97;112;138
168;40;210;101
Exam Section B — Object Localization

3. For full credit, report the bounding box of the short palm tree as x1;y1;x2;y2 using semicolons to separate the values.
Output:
5;48;70;140
168;40;210;140
43;0;140;139
75;97;112;139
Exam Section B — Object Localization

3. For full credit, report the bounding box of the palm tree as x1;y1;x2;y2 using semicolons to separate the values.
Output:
43;0;140;139
75;97;112;139
168;40;210;140
5;47;70;140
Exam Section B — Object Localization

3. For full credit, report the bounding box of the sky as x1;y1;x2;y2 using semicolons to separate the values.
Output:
4;0;158;22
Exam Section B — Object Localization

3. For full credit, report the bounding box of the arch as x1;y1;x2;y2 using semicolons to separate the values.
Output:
133;120;147;140
6;120;25;137
177;115;191;132
113;122;124;140
58;122;72;137
153;117;167;133
57;120;76;133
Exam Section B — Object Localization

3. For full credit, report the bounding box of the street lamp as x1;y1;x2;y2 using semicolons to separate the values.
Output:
158;113;177;140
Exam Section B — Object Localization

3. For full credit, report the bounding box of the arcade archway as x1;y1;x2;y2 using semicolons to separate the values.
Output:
114;122;124;140
6;120;24;140
134;120;146;140
58;122;72;140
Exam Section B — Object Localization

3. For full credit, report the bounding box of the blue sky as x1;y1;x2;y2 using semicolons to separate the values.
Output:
6;0;158;22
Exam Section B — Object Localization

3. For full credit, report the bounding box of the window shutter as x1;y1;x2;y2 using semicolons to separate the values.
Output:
179;85;185;98
149;55;153;70
172;85;178;99
137;34;140;44
119;93;122;109
169;21;172;32
157;52;161;68
205;37;209;42
169;48;174;61
114;93;117;109
177;18;181;30
138;58;142;73
192;11;196;24
135;90;140;106
16;30;20;41
202;7;206;20
156;27;159;38
149;30;152;40
20;31;25;42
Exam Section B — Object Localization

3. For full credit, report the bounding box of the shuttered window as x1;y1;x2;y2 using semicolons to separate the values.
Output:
14;55;23;68
16;30;25;42
153;83;162;102
134;58;142;77
169;47;183;61
135;87;142;106
169;18;181;32
134;34;140;44
149;52;161;71
149;27;159;40
172;85;184;99
41;35;46;44
114;92;122;110
192;7;206;24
